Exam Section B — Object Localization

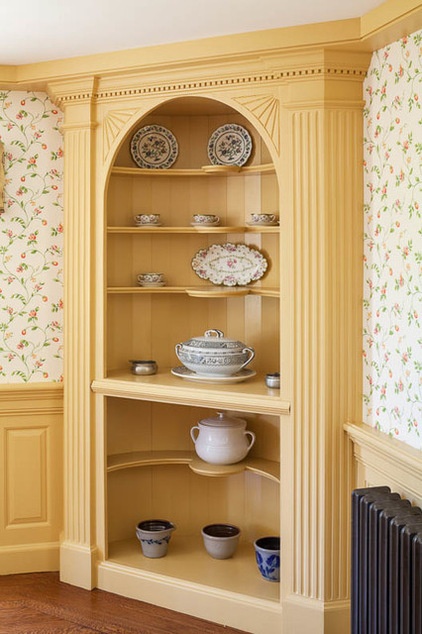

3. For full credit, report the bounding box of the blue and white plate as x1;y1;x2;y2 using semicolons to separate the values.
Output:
130;125;178;169
207;124;252;167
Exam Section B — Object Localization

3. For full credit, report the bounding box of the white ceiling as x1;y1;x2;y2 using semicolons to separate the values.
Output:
0;0;385;65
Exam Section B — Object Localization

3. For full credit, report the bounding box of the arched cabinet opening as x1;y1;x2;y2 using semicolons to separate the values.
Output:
93;94;285;618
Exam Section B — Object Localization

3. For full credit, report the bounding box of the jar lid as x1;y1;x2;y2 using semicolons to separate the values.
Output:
198;411;246;428
180;329;248;353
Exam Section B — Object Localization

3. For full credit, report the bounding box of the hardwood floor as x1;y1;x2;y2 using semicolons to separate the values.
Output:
0;572;249;634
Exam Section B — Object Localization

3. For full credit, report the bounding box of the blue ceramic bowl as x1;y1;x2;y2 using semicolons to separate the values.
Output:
254;536;280;582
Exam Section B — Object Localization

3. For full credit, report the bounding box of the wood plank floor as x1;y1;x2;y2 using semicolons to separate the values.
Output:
0;572;249;634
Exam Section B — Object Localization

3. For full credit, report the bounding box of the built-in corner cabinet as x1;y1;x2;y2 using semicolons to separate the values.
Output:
91;99;288;626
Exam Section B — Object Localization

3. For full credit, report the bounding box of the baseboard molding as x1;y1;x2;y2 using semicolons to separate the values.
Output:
282;595;350;634
60;542;98;590
0;542;60;575
345;422;422;507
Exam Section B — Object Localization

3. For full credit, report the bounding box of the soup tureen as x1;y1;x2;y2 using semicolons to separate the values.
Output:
175;329;255;377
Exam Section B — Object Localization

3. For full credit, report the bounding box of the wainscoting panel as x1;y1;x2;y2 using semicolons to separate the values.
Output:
0;383;63;574
345;422;422;508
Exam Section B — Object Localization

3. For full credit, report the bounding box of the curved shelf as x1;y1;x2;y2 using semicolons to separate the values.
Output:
107;449;280;482
111;163;275;178
107;286;279;297
107;225;279;234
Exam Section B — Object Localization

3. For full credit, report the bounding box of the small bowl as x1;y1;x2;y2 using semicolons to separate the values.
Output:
201;523;241;559
130;360;157;375
137;272;165;287
192;214;220;225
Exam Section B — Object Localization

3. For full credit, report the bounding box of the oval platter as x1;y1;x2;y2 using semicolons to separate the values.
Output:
130;125;178;169
191;242;268;286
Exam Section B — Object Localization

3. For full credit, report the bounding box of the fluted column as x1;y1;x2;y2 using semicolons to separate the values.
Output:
48;78;98;589
281;50;369;633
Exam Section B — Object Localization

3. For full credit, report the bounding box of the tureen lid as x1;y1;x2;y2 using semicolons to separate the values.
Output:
180;329;249;352
198;411;246;428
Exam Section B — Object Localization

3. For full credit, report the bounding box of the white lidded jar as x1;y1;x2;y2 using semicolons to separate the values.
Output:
190;411;256;465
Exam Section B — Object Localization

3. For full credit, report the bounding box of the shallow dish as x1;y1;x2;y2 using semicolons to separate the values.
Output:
191;242;268;286
130;125;178;169
207;124;252;167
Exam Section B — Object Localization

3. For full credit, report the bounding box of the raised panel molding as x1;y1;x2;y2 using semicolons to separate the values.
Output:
5;427;47;525
0;383;63;574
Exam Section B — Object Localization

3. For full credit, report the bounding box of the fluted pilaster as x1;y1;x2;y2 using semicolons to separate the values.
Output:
48;78;98;588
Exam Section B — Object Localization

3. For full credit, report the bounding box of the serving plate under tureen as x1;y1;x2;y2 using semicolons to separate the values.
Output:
191;242;268;286
130;125;178;169
207;124;252;167
171;366;256;383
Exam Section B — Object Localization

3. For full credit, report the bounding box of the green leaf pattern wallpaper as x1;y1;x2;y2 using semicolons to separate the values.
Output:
363;30;422;449
0;92;63;383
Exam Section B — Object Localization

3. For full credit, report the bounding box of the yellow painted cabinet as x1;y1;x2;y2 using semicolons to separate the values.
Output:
92;99;286;628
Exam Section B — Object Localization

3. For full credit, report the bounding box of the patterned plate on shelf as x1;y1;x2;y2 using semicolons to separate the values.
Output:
191;242;268;286
130;125;178;169
207;124;252;166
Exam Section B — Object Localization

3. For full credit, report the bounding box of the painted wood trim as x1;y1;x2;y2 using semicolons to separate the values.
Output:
345;421;422;507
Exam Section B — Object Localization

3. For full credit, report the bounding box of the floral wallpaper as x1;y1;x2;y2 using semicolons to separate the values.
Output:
0;92;63;383
363;30;422;449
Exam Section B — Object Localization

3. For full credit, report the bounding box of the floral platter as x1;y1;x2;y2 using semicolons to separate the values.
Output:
207;124;252;166
191;242;268;286
130;125;178;169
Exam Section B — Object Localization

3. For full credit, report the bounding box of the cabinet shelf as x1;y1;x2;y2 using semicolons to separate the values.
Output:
92;370;289;416
107;225;279;234
105;535;280;604
107;286;280;298
107;450;280;482
111;163;275;178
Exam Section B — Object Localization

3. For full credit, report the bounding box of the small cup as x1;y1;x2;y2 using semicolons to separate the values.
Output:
137;272;165;286
250;213;278;225
201;523;241;559
254;536;280;582
192;214;220;225
134;214;161;225
130;360;158;375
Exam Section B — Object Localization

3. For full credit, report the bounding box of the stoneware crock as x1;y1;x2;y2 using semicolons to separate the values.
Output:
190;411;255;465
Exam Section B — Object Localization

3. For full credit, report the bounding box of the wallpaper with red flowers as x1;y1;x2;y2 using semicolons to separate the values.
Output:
363;30;422;449
0;91;63;383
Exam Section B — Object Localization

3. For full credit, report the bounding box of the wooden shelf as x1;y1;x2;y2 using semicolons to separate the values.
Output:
107;450;280;482
107;286;280;297
105;535;280;603
111;163;275;177
107;225;279;234
92;369;289;416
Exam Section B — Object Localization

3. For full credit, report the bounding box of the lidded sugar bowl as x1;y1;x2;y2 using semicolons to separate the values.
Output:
175;329;255;377
190;411;256;465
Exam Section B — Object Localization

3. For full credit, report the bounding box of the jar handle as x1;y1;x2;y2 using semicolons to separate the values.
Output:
190;426;200;444
245;430;256;451
205;329;224;338
239;346;255;370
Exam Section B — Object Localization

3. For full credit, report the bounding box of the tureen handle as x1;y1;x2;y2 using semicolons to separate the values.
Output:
239;346;255;370
205;329;224;338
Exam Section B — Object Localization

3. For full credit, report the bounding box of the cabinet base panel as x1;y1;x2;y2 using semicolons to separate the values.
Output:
0;542;59;575
97;557;282;634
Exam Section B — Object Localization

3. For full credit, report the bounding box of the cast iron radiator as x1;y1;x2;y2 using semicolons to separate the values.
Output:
351;486;422;634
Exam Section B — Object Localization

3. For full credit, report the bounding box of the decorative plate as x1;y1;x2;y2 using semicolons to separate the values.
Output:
191;242;268;286
130;125;178;169
171;366;256;383
207;124;252;167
